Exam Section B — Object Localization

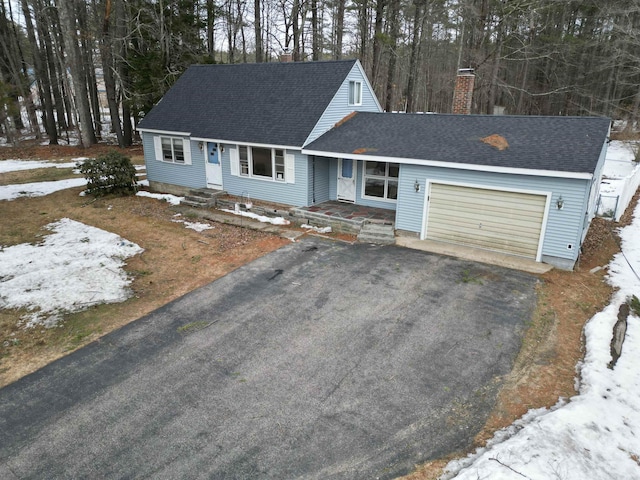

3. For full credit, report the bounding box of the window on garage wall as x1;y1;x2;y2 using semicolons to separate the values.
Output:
363;161;399;201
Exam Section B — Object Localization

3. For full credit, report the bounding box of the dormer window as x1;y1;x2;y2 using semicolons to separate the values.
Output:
348;81;362;106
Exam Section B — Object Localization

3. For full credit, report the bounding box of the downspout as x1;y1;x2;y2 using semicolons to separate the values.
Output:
312;156;316;204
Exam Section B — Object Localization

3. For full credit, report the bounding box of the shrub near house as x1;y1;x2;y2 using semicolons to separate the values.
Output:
79;151;137;197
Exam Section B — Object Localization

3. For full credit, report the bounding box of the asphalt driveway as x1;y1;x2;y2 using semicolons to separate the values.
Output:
0;237;537;479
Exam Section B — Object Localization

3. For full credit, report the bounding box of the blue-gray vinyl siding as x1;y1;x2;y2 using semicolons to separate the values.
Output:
309;156;331;205
143;132;206;190
396;164;591;262
304;63;382;146
325;158;396;211
220;147;310;206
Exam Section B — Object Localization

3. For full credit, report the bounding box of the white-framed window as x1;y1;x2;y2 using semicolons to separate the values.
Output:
231;146;293;183
153;136;192;165
363;161;399;201
239;146;250;175
348;80;362;106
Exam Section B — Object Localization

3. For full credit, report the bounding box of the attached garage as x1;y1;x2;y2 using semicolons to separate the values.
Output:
424;183;549;260
303;112;611;270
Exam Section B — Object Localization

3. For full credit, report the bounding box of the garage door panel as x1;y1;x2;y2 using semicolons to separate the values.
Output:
426;184;547;259
428;223;541;253
430;192;546;213
430;198;546;218
427;210;544;233
427;223;541;250
427;208;544;234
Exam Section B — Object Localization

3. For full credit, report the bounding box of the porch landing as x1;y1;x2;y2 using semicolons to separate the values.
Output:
297;201;396;223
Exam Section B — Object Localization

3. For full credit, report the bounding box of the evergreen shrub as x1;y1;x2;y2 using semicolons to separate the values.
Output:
79;150;137;197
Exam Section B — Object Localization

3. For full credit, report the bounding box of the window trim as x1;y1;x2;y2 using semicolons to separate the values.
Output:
154;135;191;165
361;161;399;203
235;146;290;183
348;80;362;106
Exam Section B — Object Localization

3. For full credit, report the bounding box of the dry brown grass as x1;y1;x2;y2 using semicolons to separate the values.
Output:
0;146;288;386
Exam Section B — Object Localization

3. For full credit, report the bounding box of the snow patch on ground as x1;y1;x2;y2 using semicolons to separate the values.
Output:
0;178;87;201
171;215;214;232
301;223;332;234
0;218;143;328
0;159;80;173
220;208;290;225
136;190;183;205
445;200;640;480
600;141;639;196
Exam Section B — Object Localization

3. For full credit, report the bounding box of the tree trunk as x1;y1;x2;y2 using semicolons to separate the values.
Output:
384;0;400;112
77;0;102;139
371;0;386;92
311;0;320;61
207;0;215;60
117;0;132;145
38;0;67;131
254;0;263;62
59;0;96;146
101;0;124;146
358;0;369;71
334;0;345;60
21;0;58;143
292;0;301;61
406;0;423;112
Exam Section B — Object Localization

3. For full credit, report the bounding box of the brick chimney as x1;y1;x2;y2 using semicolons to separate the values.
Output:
280;48;293;63
452;68;475;114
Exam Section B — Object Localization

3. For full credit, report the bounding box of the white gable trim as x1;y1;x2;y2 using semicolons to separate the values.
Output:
138;127;191;136
191;137;299;150
302;60;383;148
301;148;594;180
353;59;383;112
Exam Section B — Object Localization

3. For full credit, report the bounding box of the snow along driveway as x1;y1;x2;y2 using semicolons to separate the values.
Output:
444;199;640;480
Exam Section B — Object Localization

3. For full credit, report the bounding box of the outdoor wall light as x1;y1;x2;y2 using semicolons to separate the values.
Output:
198;141;204;150
556;196;564;210
414;180;420;192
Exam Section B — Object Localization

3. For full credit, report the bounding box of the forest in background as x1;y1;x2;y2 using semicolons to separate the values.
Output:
0;0;639;147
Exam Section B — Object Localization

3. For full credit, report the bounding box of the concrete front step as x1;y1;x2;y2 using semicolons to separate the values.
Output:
289;208;365;234
184;195;214;206
182;189;226;208
357;223;396;245
188;188;223;199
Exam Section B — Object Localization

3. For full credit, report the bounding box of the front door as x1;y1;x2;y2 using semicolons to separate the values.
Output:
337;159;356;202
206;142;223;189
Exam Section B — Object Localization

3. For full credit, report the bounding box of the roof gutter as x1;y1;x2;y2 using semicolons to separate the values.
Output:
301;148;594;180
137;127;192;136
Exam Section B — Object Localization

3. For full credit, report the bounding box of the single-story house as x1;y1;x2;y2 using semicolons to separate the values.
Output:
137;59;611;270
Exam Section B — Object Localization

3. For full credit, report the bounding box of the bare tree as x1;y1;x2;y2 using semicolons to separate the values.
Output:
58;0;97;146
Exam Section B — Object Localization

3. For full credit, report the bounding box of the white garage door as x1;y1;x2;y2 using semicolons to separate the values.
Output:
426;183;547;259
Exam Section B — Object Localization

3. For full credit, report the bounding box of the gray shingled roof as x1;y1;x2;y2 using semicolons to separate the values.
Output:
304;112;611;174
138;60;357;146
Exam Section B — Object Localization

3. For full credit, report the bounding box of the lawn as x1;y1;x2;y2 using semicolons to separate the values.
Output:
0;145;288;386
